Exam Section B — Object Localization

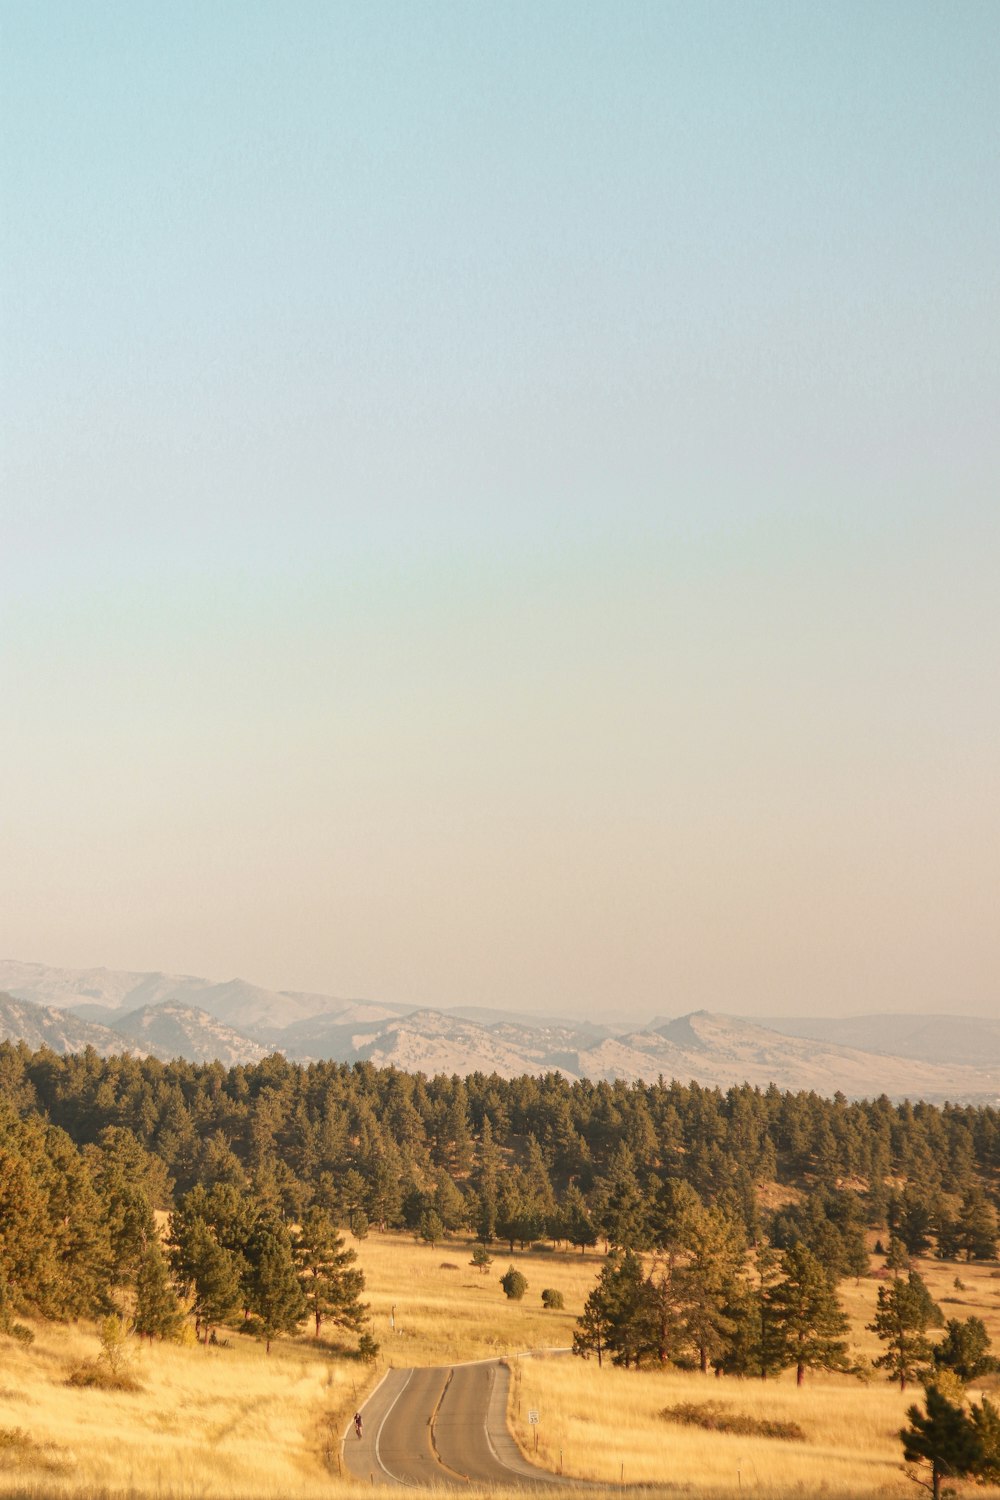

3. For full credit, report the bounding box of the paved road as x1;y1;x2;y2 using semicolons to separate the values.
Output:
343;1357;561;1488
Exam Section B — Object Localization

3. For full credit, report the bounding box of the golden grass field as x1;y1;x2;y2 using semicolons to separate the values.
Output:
508;1250;1000;1499
1;1231;998;1499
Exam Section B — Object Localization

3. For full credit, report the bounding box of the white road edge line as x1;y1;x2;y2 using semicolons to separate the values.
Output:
374;1367;416;1487
481;1364;506;1469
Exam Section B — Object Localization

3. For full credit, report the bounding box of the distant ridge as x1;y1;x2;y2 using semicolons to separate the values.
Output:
0;960;997;1104
760;1012;1000;1069
0;991;148;1059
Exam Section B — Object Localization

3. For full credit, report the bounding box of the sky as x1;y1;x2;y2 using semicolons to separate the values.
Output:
1;1;998;1021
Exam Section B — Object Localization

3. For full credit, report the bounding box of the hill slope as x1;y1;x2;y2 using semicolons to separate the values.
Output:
111;1002;270;1066
0;992;148;1058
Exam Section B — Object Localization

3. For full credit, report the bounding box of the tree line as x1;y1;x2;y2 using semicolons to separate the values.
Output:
1;1041;997;1356
1;1043;996;1256
0;1094;368;1353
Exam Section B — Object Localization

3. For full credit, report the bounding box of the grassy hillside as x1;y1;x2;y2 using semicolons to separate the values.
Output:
1;1234;998;1499
508;1250;1000;1498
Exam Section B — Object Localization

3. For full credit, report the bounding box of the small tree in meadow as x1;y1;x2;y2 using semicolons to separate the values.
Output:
98;1314;134;1375
418;1209;444;1247
870;1271;942;1391
470;1245;493;1275
900;1384;982;1500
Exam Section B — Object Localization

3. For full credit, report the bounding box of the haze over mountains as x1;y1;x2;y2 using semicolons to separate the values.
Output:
0;960;997;1104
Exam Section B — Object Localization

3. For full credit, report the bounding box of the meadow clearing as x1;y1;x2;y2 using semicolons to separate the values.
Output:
508;1249;1000;1499
1;1232;998;1499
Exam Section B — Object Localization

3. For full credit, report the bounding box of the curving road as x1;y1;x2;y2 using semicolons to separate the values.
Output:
343;1357;562;1488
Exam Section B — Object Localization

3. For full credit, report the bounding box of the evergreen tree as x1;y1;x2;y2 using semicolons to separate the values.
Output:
294;1207;367;1340
418;1208;445;1246
473;1117;500;1244
433;1171;467;1233
869;1271;943;1390
673;1204;745;1373
470;1244;493;1275
900;1384;983;1500
714;1246;786;1380
600;1249;651;1369
897;1185;934;1256
246;1216;306;1353
500;1266;528;1300
0;1134;61;1316
933;1317;994;1383
133;1240;183;1341
496;1171;527;1252
573;1251;628;1367
171;1216;242;1343
769;1244;850;1386
970;1395;1000;1485
641;1263;683;1367
957;1188;998;1261
598;1146;650;1250
562;1184;598;1254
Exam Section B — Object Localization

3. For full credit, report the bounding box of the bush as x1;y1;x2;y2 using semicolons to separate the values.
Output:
661;1403;804;1442
8;1323;33;1346
439;1262;460;1270
500;1267;528;1301
541;1288;564;1309
66;1362;142;1392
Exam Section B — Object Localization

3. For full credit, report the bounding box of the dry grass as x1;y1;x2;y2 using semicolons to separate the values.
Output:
350;1231;603;1366
0;1233;596;1499
1;1237;999;1499
838;1251;1000;1370
508;1249;1000;1500
511;1354;916;1496
0;1318;360;1499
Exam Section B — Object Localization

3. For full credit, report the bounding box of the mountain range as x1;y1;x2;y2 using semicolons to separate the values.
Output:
0;959;997;1104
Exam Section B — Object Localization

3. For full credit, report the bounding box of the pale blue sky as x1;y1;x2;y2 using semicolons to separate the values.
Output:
1;2;997;1017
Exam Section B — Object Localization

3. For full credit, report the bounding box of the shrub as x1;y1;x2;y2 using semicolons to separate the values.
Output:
541;1288;564;1309
661;1403;805;1442
439;1262;460;1270
66;1362;142;1393
470;1245;493;1274
98;1315;133;1374
500;1267;528;1301
8;1323;33;1346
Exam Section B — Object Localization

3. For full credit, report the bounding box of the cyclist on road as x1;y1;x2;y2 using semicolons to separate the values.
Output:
354;1411;364;1440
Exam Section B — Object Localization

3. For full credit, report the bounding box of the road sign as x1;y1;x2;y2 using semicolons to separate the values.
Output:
528;1410;539;1424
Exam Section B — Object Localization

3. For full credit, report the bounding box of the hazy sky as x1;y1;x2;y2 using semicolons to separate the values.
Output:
2;2;998;1020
